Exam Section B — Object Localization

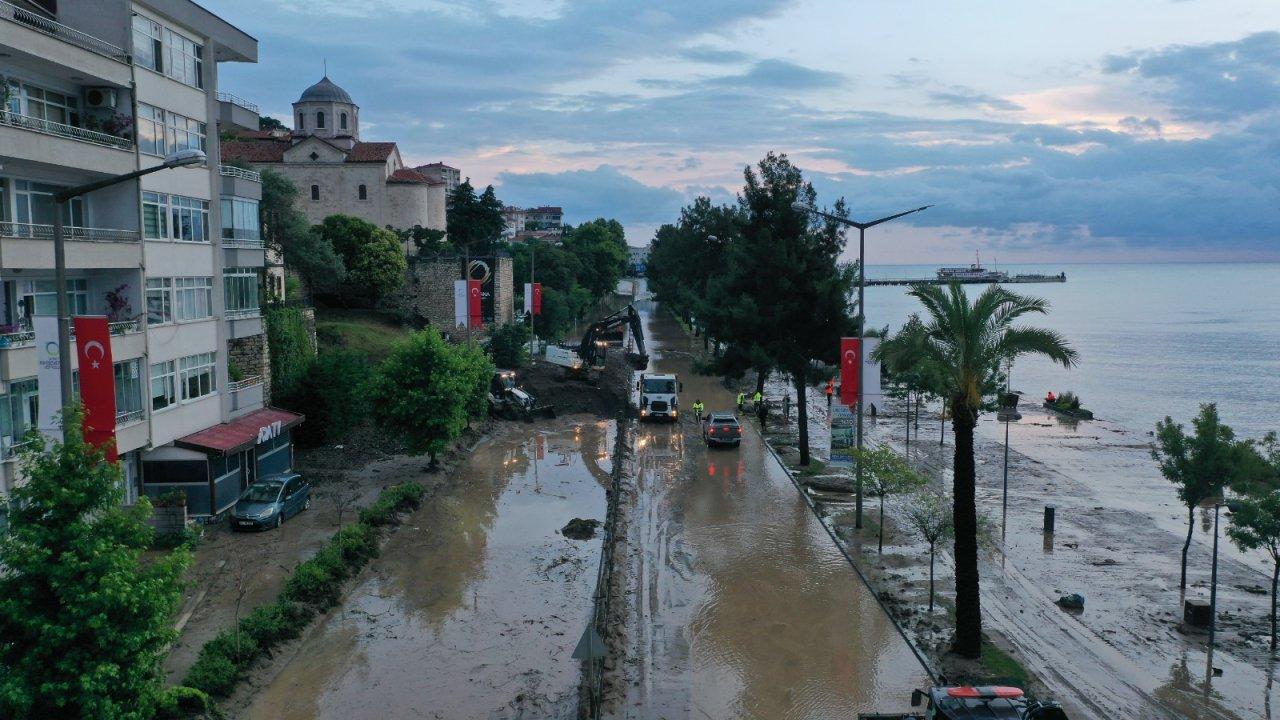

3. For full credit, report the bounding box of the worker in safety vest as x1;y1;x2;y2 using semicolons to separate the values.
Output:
692;399;705;422
753;390;762;409
736;392;745;411
825;377;835;407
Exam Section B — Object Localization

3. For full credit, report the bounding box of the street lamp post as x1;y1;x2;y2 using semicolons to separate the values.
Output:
52;149;206;436
997;377;1022;540
793;201;931;528
1208;500;1240;653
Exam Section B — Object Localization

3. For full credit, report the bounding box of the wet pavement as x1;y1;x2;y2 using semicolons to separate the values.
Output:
605;304;931;718
241;419;613;719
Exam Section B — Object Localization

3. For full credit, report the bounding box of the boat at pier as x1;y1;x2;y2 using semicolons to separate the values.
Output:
868;253;1067;286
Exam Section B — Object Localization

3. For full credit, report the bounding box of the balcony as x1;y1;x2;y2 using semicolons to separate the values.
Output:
0;320;144;379
219;164;261;183
0;222;142;270
225;309;264;339
216;92;259;114
0;319;141;350
228;375;265;417
0;111;135;175
0;110;132;150
0;1;129;62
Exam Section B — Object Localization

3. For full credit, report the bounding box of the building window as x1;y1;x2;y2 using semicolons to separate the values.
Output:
166;112;206;154
163;28;203;88
7;80;79;126
223;268;260;316
150;361;176;411
316;111;325;129
170;196;209;243
179;352;216;401
1;378;39;453
142;191;168;239
297;112;304;130
137;104;205;157
173;277;213;321
358;184;367;200
145;278;172;325
132;15;163;73
115;359;144;420
13;180;83;227
18;279;87;321
310;185;320;201
340;112;348;130
137;103;165;156
220;198;261;242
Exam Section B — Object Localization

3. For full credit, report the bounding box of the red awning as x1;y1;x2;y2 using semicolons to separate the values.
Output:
175;407;304;456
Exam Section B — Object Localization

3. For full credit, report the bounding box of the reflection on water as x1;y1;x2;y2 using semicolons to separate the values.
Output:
246;421;612;720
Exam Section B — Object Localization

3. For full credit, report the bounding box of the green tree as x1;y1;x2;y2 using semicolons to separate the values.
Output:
368;328;492;465
878;314;948;455
447;181;506;256
487;323;530;369
853;445;926;553
902;490;954;613
265;305;316;403
1228;492;1280;652
1152;403;1239;593
284;349;368;447
906;282;1078;658
1233;431;1280;495
723;152;857;466
563;218;629;300
389;224;446;255
259;115;286;131
313;215;407;307
259;168;344;295
0;417;188;720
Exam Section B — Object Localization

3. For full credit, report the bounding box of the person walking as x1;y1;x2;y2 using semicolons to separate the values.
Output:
692;399;705;426
825;377;835;408
752;390;763;412
757;397;769;431
736;392;746;412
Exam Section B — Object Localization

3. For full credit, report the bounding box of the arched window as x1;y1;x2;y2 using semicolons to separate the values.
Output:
297;112;304;130
316;111;325;129
310;184;320;201
340;112;348;130
358;184;367;200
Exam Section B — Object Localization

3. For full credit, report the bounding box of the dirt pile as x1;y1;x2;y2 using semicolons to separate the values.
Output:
561;518;601;539
518;352;630;418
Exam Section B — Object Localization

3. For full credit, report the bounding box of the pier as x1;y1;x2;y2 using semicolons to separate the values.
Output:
867;273;1067;287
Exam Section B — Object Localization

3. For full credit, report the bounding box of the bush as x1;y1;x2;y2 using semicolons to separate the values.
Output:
281;558;342;610
358;482;423;526
239;599;312;649
152;686;213;720
333;523;379;568
487;323;529;369
284;349;368;447
183;651;238;698
265;306;316;403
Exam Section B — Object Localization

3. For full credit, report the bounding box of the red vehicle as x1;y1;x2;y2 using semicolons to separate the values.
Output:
702;413;742;447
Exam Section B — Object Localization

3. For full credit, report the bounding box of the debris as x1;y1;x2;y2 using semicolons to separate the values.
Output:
1056;593;1085;610
561;518;601;540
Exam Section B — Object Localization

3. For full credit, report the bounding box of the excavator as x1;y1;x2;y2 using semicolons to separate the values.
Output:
546;305;649;378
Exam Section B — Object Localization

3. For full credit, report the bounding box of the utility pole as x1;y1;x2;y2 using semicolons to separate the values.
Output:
529;240;536;358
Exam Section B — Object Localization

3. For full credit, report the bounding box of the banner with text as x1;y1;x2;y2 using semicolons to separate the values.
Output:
829;403;855;470
73;316;117;461
464;257;497;323
453;280;468;328
34;315;61;436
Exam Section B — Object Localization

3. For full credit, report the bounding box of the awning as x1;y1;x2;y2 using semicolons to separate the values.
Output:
174;407;304;456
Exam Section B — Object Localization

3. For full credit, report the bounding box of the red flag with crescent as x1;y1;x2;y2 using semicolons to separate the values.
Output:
532;283;543;315
467;279;483;328
840;337;860;406
73;316;117;461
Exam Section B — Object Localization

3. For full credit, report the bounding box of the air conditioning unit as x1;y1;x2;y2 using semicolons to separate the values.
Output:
84;88;118;109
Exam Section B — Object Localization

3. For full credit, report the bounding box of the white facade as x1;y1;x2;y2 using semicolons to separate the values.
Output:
0;0;274;512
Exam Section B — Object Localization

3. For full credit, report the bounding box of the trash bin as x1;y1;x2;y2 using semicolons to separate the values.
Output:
1184;598;1212;627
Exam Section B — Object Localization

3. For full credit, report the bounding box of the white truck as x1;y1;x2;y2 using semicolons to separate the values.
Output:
636;372;681;422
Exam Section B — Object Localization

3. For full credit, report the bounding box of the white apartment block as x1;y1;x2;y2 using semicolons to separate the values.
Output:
0;0;301;518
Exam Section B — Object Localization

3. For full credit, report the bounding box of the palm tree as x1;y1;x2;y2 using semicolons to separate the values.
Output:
906;282;1078;658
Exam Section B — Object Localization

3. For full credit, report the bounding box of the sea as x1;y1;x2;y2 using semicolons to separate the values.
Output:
862;263;1280;441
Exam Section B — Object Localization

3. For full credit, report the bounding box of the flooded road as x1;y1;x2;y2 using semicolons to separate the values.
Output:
606;305;931;718
244;419;613;719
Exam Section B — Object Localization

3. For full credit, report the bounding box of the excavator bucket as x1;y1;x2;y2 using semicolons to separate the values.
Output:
626;352;649;370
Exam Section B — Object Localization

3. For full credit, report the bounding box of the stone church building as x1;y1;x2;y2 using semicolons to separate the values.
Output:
222;76;447;239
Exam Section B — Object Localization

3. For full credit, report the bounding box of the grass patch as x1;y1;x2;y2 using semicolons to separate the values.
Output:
980;636;1032;688
182;481;424;698
315;308;409;364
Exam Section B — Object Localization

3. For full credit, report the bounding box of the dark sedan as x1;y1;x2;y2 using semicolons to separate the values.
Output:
702;413;742;447
230;473;311;530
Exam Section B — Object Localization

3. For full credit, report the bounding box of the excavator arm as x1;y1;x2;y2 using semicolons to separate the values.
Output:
577;304;649;370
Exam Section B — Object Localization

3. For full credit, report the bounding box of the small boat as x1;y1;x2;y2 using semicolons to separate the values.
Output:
1043;392;1093;420
935;251;1009;283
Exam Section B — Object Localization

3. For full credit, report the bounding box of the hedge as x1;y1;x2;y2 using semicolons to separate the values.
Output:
183;481;424;697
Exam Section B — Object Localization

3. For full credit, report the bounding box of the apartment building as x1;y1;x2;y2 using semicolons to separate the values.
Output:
0;0;300;517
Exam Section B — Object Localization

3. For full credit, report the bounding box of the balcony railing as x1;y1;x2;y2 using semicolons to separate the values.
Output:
228;375;263;392
115;408;145;427
0;221;140;243
219;164;261;183
0;110;133;150
0;319;140;349
0;0;129;62
216;92;260;114
1;438;35;461
225;307;262;320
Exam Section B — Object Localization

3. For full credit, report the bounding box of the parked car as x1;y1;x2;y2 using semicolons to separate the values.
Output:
702;412;742;447
231;473;310;530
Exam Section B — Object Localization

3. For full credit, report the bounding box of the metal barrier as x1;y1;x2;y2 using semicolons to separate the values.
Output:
0;0;129;60
216;92;260;114
218;164;261;183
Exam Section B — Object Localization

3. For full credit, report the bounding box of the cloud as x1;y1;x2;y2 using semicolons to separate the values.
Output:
706;59;846;89
495;166;685;231
929;86;1023;112
679;46;753;64
1102;31;1280;122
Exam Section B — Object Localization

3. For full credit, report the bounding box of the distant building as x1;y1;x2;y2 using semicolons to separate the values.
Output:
415;162;460;196
501;206;528;238
526;206;563;233
220;76;447;249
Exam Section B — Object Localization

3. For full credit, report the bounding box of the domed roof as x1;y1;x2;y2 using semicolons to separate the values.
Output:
298;76;353;104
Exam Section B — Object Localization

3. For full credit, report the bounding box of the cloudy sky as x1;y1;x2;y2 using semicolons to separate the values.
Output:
214;0;1280;262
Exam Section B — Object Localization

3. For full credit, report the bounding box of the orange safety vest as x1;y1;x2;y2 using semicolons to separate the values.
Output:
825;380;834;396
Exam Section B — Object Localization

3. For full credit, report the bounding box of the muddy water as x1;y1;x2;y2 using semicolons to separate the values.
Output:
608;304;931;718
244;419;612;719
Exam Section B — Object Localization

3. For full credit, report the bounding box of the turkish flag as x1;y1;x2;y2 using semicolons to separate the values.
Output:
532;283;542;315
840;337;860;406
73;316;117;461
467;279;483;328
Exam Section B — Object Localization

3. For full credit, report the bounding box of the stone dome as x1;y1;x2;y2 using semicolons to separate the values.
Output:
298;76;354;104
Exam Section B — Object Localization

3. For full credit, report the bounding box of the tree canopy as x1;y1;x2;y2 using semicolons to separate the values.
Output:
312;214;407;307
447;180;506;256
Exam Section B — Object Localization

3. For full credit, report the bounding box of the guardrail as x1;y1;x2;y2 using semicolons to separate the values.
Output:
0;221;140;243
0;438;35;461
0;110;133;150
218;164;261;183
215;92;260;114
222;238;265;249
228;375;263;392
0;0;129;61
0;319;140;349
115;408;145;426
224;307;262;320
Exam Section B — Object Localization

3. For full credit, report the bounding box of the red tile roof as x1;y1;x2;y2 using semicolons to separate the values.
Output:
388;168;442;185
175;407;304;455
221;139;288;163
346;141;398;162
415;161;457;170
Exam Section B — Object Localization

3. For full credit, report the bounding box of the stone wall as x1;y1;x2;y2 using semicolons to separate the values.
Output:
229;332;272;400
400;255;514;332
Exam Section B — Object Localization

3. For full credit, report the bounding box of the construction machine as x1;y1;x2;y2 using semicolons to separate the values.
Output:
488;369;555;421
546;305;649;379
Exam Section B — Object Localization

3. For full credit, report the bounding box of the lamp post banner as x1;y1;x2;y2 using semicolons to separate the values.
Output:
840;337;860;405
830;403;855;469
453;280;468;328
468;279;483;328
34;315;62;435
523;282;543;315
73;316;117;461
862;336;882;400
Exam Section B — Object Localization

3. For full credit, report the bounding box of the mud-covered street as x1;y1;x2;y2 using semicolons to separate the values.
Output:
237;418;615;719
603;303;931;718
